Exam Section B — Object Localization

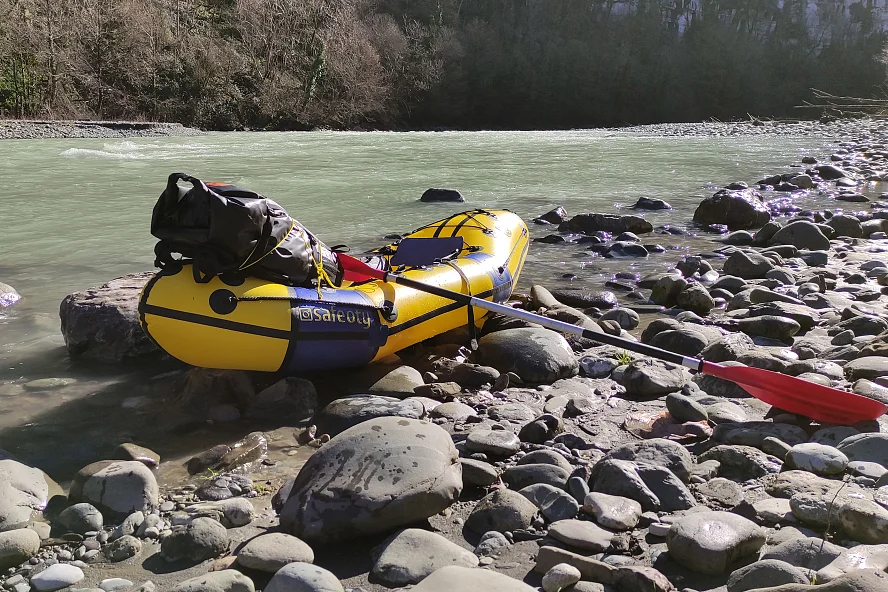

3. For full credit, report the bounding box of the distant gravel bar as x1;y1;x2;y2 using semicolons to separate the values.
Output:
0;119;205;140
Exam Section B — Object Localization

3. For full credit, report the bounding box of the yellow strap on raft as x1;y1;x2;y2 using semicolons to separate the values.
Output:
238;220;297;271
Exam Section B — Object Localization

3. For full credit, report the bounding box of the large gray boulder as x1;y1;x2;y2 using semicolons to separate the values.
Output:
666;511;766;574
371;528;479;586
59;272;160;362
0;528;40;570
566;213;653;235
68;460;158;519
770;221;830;251
280;417;461;543
693;189;770;230
0;457;64;530
477;327;578;384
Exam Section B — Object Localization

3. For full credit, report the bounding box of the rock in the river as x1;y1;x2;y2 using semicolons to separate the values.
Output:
236;533;314;573
693;189;771;230
621;360;691;397
726;559;809;592
280;417;461;543
58;503;103;535
723;251;775;279
676;284;716;314
420;188;464;202
371;528;479;586
785;443;848;476
632;197;673;210
0;528;40;570
827;214;864;238
770;221;831;251
69;460;158;519
30;564;85;591
264;562;343;592
161;517;229;562
582;492;642;531
666;511;766;575
411;566;537;592
0;458;63;530
59;272;160;362
313;394;426;436
245;377;317;422
171;570;255;592
0;282;20;307
477;327;579;383
592;459;695;512
567;213;654;235
466;489;538;534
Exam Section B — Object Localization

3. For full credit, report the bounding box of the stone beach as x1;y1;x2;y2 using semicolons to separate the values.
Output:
5;119;888;590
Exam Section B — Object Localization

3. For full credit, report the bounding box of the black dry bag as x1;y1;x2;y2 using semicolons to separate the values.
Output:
150;173;342;286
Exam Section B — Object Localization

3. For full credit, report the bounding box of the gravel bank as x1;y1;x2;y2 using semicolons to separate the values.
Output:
0;119;205;140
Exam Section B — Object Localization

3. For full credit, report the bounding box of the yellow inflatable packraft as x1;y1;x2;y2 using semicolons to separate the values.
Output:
138;209;529;373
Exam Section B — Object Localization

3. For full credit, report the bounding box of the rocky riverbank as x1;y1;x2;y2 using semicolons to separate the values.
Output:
0;120;205;140
5;121;888;591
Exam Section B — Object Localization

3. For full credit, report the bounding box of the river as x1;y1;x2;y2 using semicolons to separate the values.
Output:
0;128;847;479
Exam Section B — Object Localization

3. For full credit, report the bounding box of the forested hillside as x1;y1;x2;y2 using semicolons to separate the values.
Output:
1;0;887;131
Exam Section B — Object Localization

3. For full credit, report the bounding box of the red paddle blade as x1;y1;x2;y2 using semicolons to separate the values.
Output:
339;254;386;283
700;361;887;425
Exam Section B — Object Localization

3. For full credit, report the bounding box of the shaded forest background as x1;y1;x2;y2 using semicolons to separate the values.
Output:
1;0;887;131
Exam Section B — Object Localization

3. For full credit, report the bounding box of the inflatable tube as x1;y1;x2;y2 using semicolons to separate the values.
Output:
138;209;529;373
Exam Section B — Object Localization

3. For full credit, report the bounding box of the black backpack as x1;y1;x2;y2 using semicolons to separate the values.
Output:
150;173;342;286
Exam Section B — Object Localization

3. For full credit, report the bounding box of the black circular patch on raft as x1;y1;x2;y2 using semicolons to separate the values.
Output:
220;273;245;286
209;289;238;315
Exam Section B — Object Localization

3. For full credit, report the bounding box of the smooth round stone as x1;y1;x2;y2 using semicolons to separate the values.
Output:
542;563;582;592
665;393;708;423
725;559;809;592
582;492;642;531
371;528;479;586
30;564;85;591
58;503;104;535
466;489;538;534
786;443;849;476
264;562;343;592
465;429;521;456
171;570;255;592
236;533;314;573
429;402;477;422
459;459;499;487
849;461;888;481
666;511;767;575
0;528;41;570
99;578;134;591
752;498;794;524
519;484;579;522
548;519;614;552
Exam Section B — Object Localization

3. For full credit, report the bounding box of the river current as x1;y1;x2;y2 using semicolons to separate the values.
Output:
0;129;845;478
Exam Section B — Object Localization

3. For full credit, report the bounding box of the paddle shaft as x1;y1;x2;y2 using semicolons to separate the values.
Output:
385;272;704;372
